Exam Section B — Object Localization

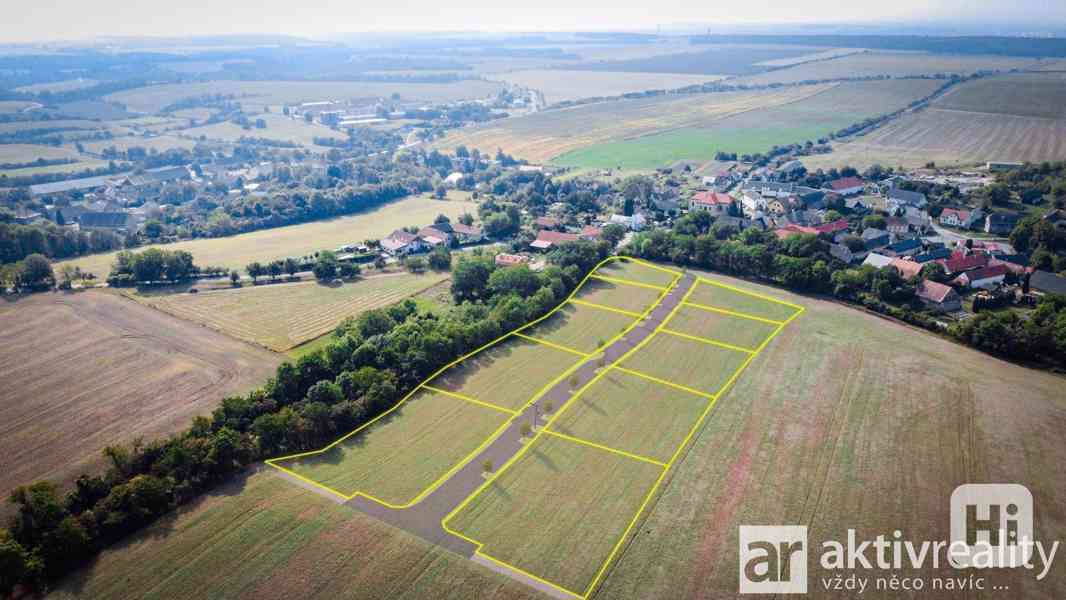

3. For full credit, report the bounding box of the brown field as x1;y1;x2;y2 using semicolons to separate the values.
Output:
436;85;832;163
57;196;477;278
932;72;1066;119
42;269;1066;598
108;80;505;114
0;291;281;501
737;51;1040;86
133;272;450;352
494;70;724;104
0;143;83;164
180;113;345;147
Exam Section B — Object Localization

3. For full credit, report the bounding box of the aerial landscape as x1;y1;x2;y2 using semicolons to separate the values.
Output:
2;1;1066;598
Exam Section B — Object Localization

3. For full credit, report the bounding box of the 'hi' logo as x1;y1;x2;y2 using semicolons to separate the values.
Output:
950;484;1033;568
739;525;808;594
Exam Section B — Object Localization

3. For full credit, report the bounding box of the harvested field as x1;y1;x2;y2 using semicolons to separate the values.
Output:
109;80;504;114
932;72;1066;119
180;113;344;147
594;257;678;288
0;159;108;178
495;70;723;104
0;143;82;164
687;279;801;322
523;301;635;354
276;390;510;504
81;135;196;154
47;471;541;600
664;304;780;351
15;78;98;94
0;291;281;500
573;278;663;315
737;51;1039;86
429;336;583;411
620;333;749;395
565;44;828;76
436;85;832;163
56;196;477;278
133;272;449;351
549;369;707;463
553;79;943;170
445;434;663;595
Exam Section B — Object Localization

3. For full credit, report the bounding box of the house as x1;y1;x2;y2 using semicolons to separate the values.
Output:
984;212;1020;235
863;253;894;269
955;264;1008;289
690;191;734;216
652;196;680;216
811;218;850;236
495;253;530;268
1029;270;1066;295
912;247;953;263
742;181;794;198
531;230;580;250
450;223;484;244
882;238;922;257
579;225;603;241
886;188;927;210
824;176;865;196
443;172;464;187
885;217;910;237
915;280;962;313
940;252;989;275
861;228;891;249
534;216;562;230
773;224;819;240
381;230;425;255
830;243;860;264
417;226;450;247
940;207;971;228
740;192;766;217
890;258;924;280
609;213;646;231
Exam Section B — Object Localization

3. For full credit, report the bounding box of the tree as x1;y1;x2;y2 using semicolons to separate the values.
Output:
20;254;53;289
143;220;163;239
339;262;360;279
284;257;299;278
601;223;626;246
458;212;474;226
246;261;264;283
0;529;38;595
451;255;495;302
862;215;887;230
312;251;338;281
405;256;427;274
428;245;452;270
434;185;447;199
229;270;239;286
268;260;283;281
434;213;451;224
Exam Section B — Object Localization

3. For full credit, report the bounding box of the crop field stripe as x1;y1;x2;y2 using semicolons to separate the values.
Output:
512;333;592;358
268;256;680;510
569;299;644;319
588;274;669;292
681;301;785;325
609;366;717;400
658;328;756;355
421;385;520;416
541;429;668;469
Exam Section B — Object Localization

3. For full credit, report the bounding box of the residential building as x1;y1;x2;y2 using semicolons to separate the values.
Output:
450;223;484;244
690;191;735;216
882;238;922;257
915;280;962;312
580;225;603;240
381;230;425;255
534;216;562;230
984;212;1021;235
861;228;891;249
863;253;894;269
890;257;923;280
824;176;865;196
609;213;646;231
886;188;927;210
955;264;1008;289
912;247;953;263
940;252;990;275
417;226;450;247
531;230;580;250
885;217;910;237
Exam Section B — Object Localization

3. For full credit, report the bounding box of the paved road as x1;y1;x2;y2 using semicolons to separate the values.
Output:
344;273;696;561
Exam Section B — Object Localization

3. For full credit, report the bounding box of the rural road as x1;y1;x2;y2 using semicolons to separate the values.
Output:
327;272;697;597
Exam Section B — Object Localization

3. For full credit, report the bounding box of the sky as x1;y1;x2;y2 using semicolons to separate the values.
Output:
3;0;1065;43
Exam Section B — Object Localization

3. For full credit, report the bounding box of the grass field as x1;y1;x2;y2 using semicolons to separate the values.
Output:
495;70;723;104
522;302;635;354
686;279;801;322
549;369;708;463
47;472;541;600
573;278;663;314
56;196;477;278
594;257;678;287
429;336;584;411
619;333;750;395
737;51;1039;86
445;434;664;595
663;304;779;351
81;135;197;154
0;291;281;503
181;113;344;147
436;85;831;163
565;44;827;76
0;143;82;164
277;390;510;504
132;272;449;351
553;79;943;170
109;80;505;114
14;78;98;93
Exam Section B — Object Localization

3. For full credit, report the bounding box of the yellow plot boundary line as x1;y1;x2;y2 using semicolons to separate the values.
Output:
589;273;669;291
421;385;519;416
443;269;805;599
681;301;786;325
513;333;591;358
266;256;681;509
542;429;668;468
569;298;644;319
658;328;756;355
611;366;717;400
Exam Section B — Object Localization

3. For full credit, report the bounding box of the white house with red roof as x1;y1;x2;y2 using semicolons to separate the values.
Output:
954;264;1009;289
690;191;735;216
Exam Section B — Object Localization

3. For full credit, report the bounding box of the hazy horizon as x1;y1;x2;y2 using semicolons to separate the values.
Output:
4;0;1066;44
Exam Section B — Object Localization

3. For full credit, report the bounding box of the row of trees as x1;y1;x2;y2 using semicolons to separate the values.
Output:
0;219;124;265
0;240;609;594
106;248;200;286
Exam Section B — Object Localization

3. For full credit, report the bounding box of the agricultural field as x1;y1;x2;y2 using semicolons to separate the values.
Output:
180;113;345;147
663;304;780;351
47;472;540;600
14;78;98;93
79;134;197;154
932;72;1066;119
108;80;505;114
0;143;82;164
619;332;751;395
130;272;450;352
0;118;128;136
494;70;723;104
0;158;109;178
277;389;511;504
436;85;832;163
736;51;1041;86
553;79;943;170
564;44;830;76
0;291;281;503
56;195;477;278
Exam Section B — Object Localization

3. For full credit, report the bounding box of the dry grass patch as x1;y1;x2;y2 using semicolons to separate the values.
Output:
594;258;678;288
523;302;635;354
664;304;780;351
620;333;749;396
574;278;662;315
687;279;800;322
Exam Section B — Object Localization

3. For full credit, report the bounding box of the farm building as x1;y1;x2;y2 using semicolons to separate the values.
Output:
954;264;1009;289
531;230;580;250
915;280;962;313
824;176;865;196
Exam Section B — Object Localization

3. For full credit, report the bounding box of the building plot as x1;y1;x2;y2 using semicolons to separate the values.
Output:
428;336;585;411
593;258;679;288
662;303;781;351
547;369;708;463
571;278;663;316
520;302;635;355
685;279;802;323
618;333;751;396
273;389;511;505
444;434;664;596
